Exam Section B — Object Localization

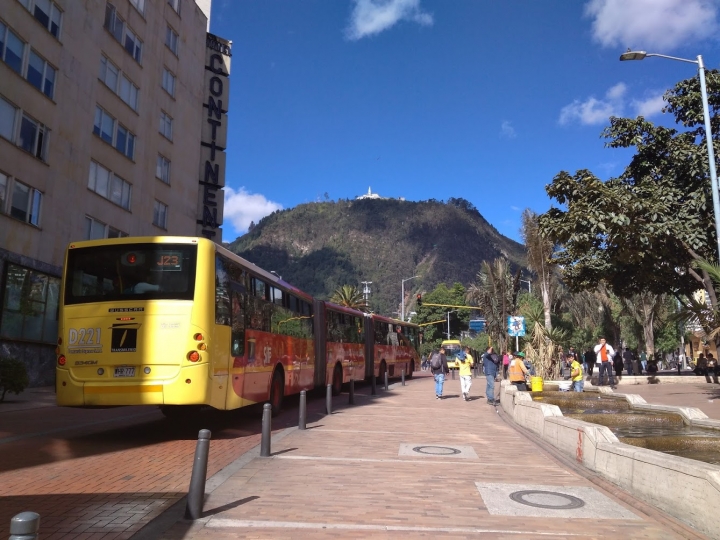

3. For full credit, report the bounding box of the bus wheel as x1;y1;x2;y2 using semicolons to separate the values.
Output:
269;369;284;417
331;364;342;396
406;360;415;379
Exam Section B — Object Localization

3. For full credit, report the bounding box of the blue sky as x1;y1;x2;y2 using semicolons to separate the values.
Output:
209;0;720;243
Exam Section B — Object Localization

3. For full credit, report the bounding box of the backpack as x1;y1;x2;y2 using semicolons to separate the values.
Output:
430;353;443;370
490;353;500;365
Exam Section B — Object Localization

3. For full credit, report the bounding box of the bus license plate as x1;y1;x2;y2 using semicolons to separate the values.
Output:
114;367;135;377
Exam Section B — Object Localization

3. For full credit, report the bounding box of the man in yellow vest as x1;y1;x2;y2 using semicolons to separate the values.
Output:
508;351;529;391
570;352;584;392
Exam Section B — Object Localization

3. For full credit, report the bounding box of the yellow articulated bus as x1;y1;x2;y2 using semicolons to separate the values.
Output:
56;236;419;417
442;339;473;370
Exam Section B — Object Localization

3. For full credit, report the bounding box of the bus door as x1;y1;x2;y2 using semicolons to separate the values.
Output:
225;282;246;410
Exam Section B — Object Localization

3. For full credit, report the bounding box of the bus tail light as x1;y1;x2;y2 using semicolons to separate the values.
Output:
57;337;62;345
57;355;66;366
187;351;200;362
193;333;204;341
198;343;207;351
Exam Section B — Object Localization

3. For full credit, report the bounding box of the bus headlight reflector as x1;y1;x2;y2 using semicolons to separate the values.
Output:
144;367;151;374
97;368;105;375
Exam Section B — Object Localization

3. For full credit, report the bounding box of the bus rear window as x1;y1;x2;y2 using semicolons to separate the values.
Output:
64;243;197;305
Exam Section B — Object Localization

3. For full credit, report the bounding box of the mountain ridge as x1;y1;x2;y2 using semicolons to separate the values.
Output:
227;198;525;316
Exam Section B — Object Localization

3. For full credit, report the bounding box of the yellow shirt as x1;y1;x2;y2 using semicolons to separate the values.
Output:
571;360;583;382
458;354;473;376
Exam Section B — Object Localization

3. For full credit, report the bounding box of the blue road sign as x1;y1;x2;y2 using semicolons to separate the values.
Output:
507;316;526;337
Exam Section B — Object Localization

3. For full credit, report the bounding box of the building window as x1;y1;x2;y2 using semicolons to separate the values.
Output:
18;113;47;160
162;68;176;97
17;0;62;39
10;178;42;225
165;25;178;55
159;111;173;140
153;200;168;229
129;0;145;15
26;49;56;99
156;154;170;183
93;106;135;159
85;215;127;239
168;0;180;14
0;95;17;142
0;22;26;75
0;172;7;212
104;3;142;63
100;56;139;111
88;160;132;210
0;263;60;344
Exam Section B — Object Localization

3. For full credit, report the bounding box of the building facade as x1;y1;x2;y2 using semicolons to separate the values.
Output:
0;0;227;385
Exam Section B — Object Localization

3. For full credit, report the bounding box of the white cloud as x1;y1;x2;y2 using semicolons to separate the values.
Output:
585;0;719;50
510;206;520;211
345;0;433;41
223;187;283;234
632;92;666;117
500;120;517;138
559;83;626;126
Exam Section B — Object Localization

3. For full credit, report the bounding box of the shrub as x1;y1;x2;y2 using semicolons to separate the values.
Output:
0;357;29;402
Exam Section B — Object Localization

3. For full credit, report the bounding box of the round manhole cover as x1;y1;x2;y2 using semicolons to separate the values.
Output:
412;445;461;455
509;490;585;510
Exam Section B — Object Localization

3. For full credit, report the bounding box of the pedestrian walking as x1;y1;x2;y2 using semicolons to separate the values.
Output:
458;347;473;401
594;337;616;388
613;350;623;378
584;347;596;377
623;348;635;376
430;347;449;399
482;346;500;405
570;353;584;392
640;351;647;374
502;351;510;379
421;354;428;371
508;351;529;391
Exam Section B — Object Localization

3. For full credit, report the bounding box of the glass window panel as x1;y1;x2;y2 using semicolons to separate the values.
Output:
110;174;123;205
96;164;109;197
119;76;129;102
50;5;61;38
43;64;55;98
93;107;101;136
115;125;127;154
0;97;16;141
121;181;131;209
27;51;44;91
19;115;38;154
0;172;7;212
106;60;118;91
112;14;124;43
91;218;106;239
34;0;51;30
87;162;96;190
5;31;25;74
129;84;138;109
29;188;41;225
10;182;30;221
35;126;45;160
0;21;6;57
100;111;113;144
126;132;134;159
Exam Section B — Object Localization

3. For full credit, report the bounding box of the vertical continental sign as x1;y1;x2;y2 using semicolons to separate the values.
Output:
197;32;231;241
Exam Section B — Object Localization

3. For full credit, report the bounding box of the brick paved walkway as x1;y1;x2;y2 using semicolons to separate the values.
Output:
150;372;706;540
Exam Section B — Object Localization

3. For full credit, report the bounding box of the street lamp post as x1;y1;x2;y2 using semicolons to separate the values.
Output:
401;275;419;321
620;50;720;260
447;309;458;339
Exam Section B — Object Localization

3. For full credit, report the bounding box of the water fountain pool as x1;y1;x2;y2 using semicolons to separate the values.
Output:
532;391;720;465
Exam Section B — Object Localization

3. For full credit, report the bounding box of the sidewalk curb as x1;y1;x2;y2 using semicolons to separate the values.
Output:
129;426;297;540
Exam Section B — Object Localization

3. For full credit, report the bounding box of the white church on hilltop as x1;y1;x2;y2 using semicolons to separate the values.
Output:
355;187;404;201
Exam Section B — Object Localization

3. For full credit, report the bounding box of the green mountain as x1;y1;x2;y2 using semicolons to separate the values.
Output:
227;198;526;317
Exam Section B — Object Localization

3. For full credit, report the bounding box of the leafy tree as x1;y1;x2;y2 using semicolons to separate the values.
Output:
414;282;470;346
539;70;720;307
466;258;521;352
0;358;29;402
329;285;368;312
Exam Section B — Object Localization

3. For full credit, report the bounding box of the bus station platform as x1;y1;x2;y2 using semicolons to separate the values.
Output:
140;372;707;540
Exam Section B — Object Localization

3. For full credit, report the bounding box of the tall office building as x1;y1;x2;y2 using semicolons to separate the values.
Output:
0;0;230;385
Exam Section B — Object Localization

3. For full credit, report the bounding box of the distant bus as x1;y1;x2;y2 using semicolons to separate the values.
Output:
441;339;473;370
56;237;419;416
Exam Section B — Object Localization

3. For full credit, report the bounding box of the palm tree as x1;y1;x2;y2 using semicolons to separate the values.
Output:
621;292;666;356
466;258;521;352
330;285;368;312
521;209;555;331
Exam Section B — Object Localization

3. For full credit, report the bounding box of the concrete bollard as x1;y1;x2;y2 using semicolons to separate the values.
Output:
401;369;405;386
384;371;389;390
260;403;271;457
371;374;377;395
185;429;211;520
326;384;332;415
299;390;307;430
349;379;355;405
9;512;40;540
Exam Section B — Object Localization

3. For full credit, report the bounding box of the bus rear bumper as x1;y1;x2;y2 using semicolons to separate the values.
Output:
56;365;210;406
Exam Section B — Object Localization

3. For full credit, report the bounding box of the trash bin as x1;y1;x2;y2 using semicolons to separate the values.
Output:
530;376;543;392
